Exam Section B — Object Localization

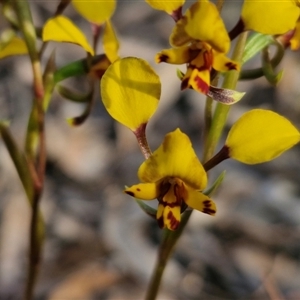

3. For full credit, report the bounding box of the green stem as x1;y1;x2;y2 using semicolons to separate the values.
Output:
204;97;213;143
203;32;248;162
12;1;46;299
145;210;192;300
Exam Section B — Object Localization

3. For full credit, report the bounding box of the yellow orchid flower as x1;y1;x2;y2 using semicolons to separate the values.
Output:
156;0;239;95
124;129;216;231
241;0;300;35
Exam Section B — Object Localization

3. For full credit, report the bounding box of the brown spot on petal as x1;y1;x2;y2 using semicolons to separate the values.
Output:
125;191;135;197
136;188;141;192
203;50;213;70
181;78;189;90
157;54;169;63
167;211;180;230
225;62;238;70
202;208;216;215
157;216;165;229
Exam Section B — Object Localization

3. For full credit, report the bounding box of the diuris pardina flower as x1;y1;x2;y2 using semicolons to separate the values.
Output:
156;0;239;95
124;129;216;231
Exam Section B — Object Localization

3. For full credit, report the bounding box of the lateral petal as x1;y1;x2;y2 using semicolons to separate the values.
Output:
212;51;240;72
184;186;216;216
124;183;158;200
155;46;199;64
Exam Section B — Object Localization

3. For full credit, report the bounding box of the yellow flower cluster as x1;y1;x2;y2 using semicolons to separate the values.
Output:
1;0;300;231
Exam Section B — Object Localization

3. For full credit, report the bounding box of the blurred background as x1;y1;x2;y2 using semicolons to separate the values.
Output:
1;1;300;299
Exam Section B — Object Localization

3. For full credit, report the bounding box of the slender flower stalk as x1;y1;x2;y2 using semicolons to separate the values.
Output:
203;32;248;162
145;210;192;300
134;123;152;159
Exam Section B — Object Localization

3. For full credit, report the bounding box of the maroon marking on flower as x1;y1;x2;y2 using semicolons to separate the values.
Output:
136;188;141;191
202;208;216;215
203;50;213;70
181;78;189;90
157;54;169;63
158;180;172;202
194;75;209;94
188;49;201;62
167;210;180;230
203;200;212;207
157;216;164;229
174;183;184;206
125;191;135;197
171;6;183;22
225;62;238;70
93;69;106;79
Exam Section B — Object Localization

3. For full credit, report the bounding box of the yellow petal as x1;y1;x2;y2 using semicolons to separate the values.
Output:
212;50;240;72
160;205;181;231
100;57;161;130
124;183;158;200
138;129;207;190
181;51;210;94
72;0;116;24
226;109;300;164
170;0;230;53
145;0;184;14
0;37;27;59
184;186;216;216
242;0;300;35
43;16;94;55
183;68;210;95
157;204;164;221
103;20;119;63
155;46;199;64
290;20;300;50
